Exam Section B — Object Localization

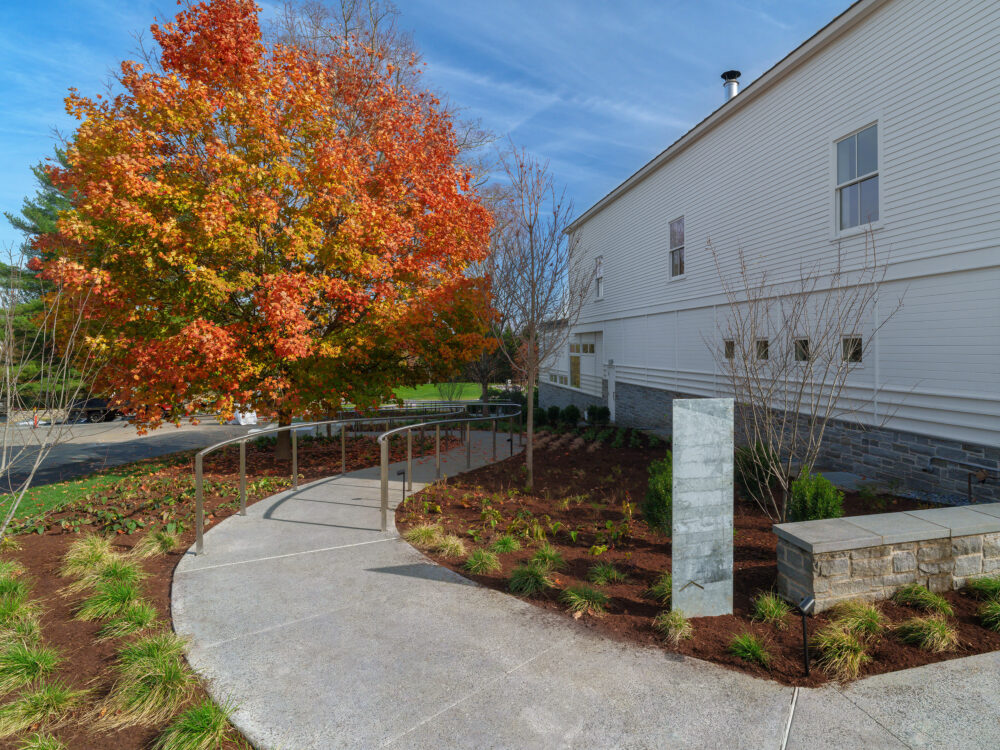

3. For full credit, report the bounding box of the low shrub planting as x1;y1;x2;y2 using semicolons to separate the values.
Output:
560;405;581;426
894;615;958;652
965;575;1000;601
642;454;672;534
585;405;611;425
891;583;953;616
728;632;771;668
751;591;791;629
830;600;884;639
977;599;1000;632
546;405;561;425
787;472;844;522
646;572;672;605
653;610;692;645
152;698;235;750
560;585;609;616
530;543;566;571
490;534;520;554
508;564;554;597
811;624;870;680
464;549;501;575
587;562;627;586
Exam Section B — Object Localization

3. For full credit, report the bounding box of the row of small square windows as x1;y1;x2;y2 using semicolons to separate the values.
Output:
724;337;863;363
569;343;595;354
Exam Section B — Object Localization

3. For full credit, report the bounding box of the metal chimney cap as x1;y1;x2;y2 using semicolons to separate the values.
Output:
721;70;741;81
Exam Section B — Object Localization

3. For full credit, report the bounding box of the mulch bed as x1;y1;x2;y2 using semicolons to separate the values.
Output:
0;432;457;749
395;428;1000;687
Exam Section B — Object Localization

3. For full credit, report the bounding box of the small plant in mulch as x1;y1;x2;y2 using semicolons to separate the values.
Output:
434;535;466;559
133;530;181;558
645;572;672;606
464;549;501;575
490;535;520;554
653;610;692;646
978;599;1000;632
0;681;88;738
0;642;60;696
892;583;953;616
75;580;144;622
17;733;67;750
560;585;609;616
152;698;239;750
829;600;885;640
59;536;116;580
965;575;1000;601
402;524;442;550
728;632;771;668
751;591;791;630
508;564;554;597
811;623;871;681
894;616;959;653
530;543;566;571
97;601;160;641
587;562;628;586
98;633;195;728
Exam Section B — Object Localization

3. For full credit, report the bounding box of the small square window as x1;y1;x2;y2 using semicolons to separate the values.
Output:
756;339;769;361
794;338;810;362
843;336;863;363
724;340;734;360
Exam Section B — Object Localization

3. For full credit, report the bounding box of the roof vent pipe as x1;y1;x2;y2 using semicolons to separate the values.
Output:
722;70;741;101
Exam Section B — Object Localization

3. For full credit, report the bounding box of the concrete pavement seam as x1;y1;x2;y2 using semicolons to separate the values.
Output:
195;602;356;651
378;638;568;748
779;687;798;750
175;536;398;574
834;687;916;749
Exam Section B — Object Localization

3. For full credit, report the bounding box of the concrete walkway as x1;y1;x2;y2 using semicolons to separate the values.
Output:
172;432;1000;749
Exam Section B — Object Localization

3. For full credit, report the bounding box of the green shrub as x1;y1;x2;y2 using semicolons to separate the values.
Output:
546;406;561;425
508;564;553;597
892;583;953;616
560;585;609;616
642;454;672;534
587;563;627;586
830;600;884;639
978;599;1000;632
586;405;611;425
153;699;234;750
751;591;791;629
965;575;1000;600
653;610;692;645
530;543;566;571
0;643;60;695
646;572;672;605
610;428;626;449
734;441;778;506
490;535;520;554
533;408;547;428
811;623;870;680
894;615;958;652
787;472;844;522
561;405;581;426
728;632;771;667
464;549;501;575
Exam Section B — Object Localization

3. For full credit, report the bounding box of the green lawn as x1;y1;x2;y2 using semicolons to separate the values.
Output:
393;382;482;401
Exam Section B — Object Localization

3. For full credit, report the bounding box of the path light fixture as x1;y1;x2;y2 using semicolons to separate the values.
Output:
397;469;406;505
799;595;815;676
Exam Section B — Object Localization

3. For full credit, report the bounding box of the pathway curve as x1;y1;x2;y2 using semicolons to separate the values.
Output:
172;432;1000;749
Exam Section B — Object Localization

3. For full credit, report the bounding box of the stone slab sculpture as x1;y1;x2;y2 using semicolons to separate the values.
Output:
671;398;734;617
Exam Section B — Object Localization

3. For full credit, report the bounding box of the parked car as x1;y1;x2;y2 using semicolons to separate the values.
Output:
68;398;120;423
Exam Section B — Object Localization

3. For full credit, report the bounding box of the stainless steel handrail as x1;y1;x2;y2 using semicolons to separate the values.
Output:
376;401;523;533
192;402;471;554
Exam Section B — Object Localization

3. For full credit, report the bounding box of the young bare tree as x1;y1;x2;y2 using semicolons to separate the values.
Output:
490;146;595;489
711;229;903;521
0;249;103;538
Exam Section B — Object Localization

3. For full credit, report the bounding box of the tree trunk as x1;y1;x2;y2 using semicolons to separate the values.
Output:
525;371;534;490
275;409;292;461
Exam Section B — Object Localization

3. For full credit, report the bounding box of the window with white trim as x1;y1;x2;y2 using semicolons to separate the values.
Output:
794;338;810;362
756;339;769;361
842;336;863;363
724;340;734;360
836;124;878;230
595;256;604;299
669;216;684;277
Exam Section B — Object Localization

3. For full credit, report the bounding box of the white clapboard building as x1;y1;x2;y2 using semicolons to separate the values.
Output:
539;0;1000;501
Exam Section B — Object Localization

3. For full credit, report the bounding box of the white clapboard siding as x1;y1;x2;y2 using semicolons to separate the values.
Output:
561;0;1000;446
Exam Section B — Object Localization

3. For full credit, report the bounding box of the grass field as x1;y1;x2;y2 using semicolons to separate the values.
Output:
393;382;482;401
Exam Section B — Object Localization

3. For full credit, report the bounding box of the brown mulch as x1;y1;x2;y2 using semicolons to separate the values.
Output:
0;432;458;749
396;429;1000;687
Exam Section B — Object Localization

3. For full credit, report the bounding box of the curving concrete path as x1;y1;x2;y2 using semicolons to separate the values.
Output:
172;432;1000;749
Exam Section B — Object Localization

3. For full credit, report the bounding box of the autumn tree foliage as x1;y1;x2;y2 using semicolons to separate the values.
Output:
37;0;492;434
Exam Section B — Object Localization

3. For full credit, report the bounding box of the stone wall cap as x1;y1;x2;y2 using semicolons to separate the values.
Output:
844;511;950;545
772;518;882;554
967;503;1000;520
905;506;1000;536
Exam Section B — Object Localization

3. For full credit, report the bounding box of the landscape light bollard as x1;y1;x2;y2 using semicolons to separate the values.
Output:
195;454;204;555
466;423;471;469
435;425;441;479
407;429;413;492
291;429;298;490
397;469;406;505
800;595;815;676
239;440;247;516
380;438;389;532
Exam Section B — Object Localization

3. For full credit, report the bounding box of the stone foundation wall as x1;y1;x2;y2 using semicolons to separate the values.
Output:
537;382;605;415
774;505;1000;612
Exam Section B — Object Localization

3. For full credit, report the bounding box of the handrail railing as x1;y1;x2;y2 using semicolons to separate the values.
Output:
192;402;471;554
376;401;523;533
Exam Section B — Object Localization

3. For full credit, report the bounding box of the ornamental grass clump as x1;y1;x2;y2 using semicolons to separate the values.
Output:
75;580;143;622
587;562;628;586
99;633;194;728
97;601;160;641
530;543;566;571
751;591;791;629
811;624;870;681
830;600;885;640
646;572;672;605
978;599;1000;632
653;610;693;645
133;529;181;558
728;632;771;668
490;535;520;554
508;564;554;597
894;615;958;653
0;681;87;738
965;575;1000;601
59;535;117;579
65;557;146;595
464;549;501;575
434;535;466;559
892;583;953;616
0;643;60;695
152;698;235;750
16;733;67;750
402;524;442;550
560;585;609;616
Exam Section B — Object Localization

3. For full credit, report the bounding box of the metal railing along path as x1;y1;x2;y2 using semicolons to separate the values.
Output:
192;402;477;554
376;401;522;533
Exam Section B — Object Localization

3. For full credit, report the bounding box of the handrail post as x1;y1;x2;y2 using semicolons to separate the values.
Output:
380;438;389;532
291;429;298;489
195;454;204;555
466;422;471;469
435;425;441;479
407;428;413;492
509;415;514;456
518;410;523;445
492;419;497;461
341;422;346;475
239;440;247;516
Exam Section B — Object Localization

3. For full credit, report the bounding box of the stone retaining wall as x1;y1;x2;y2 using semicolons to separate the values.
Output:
774;504;1000;612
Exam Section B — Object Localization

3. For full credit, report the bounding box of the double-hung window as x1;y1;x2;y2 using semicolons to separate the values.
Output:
669;217;684;277
836;124;878;231
595;256;604;299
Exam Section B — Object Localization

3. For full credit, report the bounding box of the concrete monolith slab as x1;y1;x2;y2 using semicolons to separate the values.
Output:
671;398;734;617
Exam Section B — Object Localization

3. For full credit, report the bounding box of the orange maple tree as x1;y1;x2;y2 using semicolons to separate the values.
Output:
36;0;492;429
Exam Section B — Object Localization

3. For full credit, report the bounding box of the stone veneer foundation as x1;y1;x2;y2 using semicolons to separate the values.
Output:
773;503;1000;612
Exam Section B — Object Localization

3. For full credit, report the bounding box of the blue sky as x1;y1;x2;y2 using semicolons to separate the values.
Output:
0;0;848;251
